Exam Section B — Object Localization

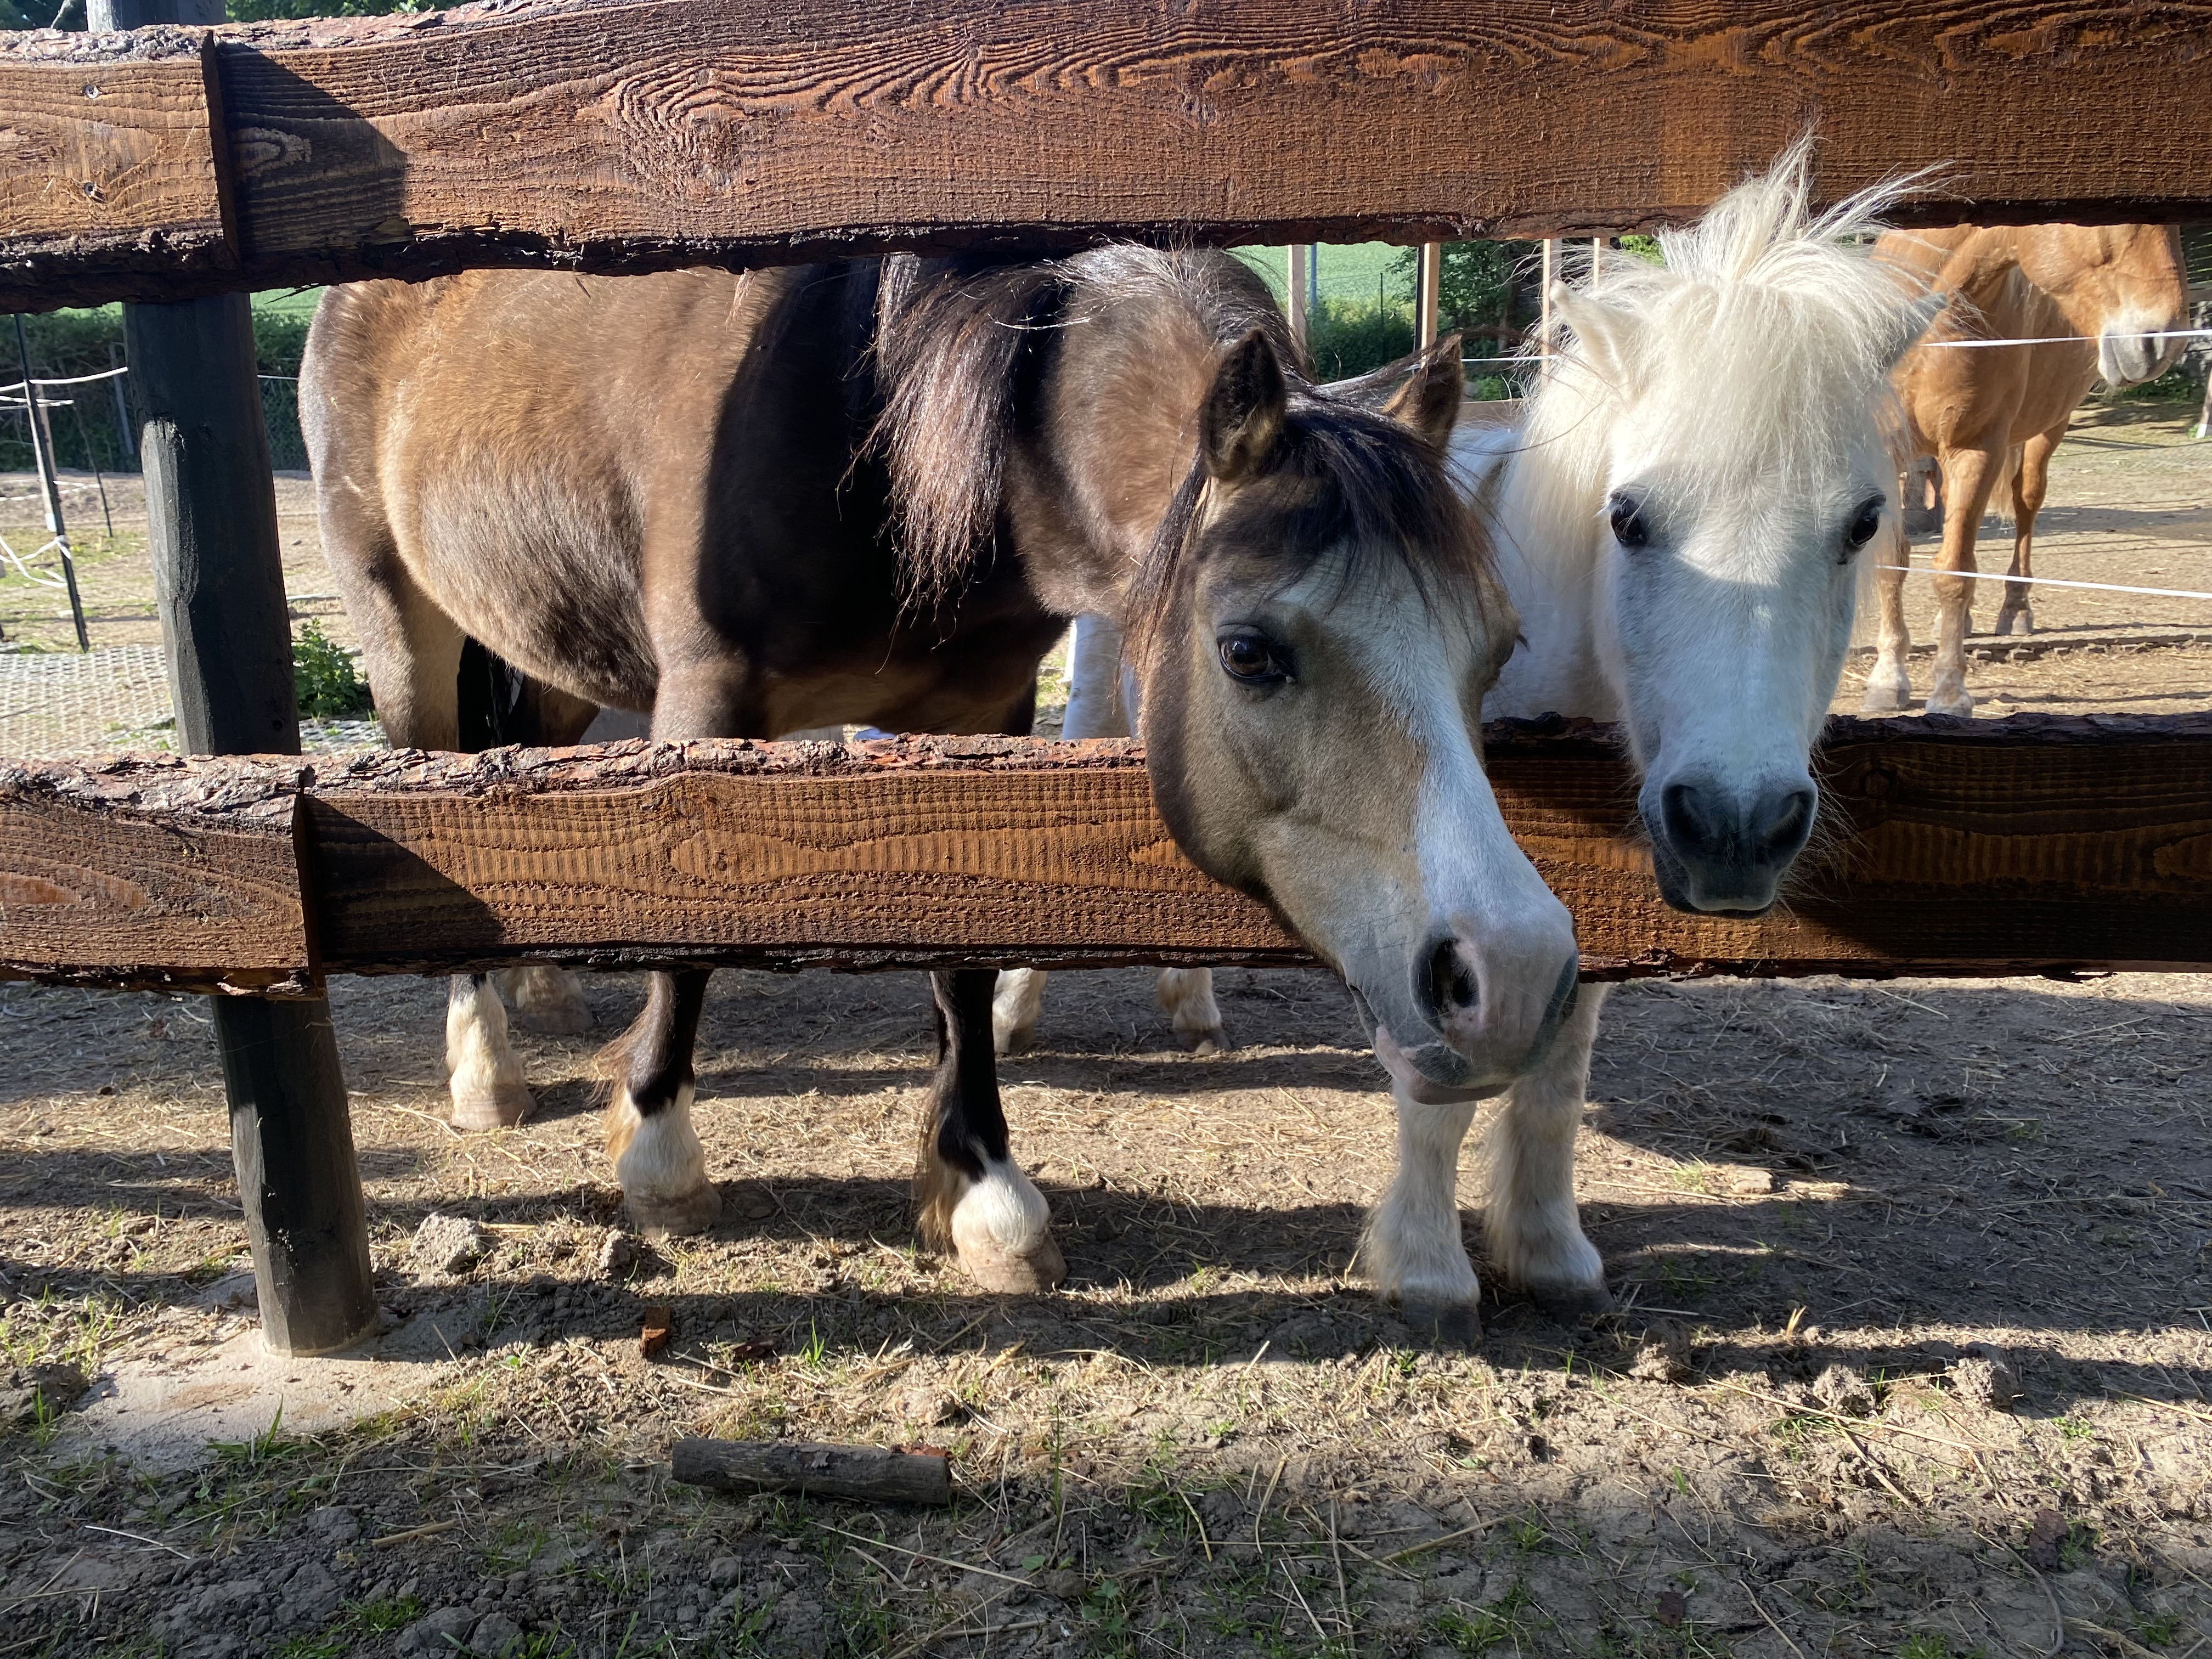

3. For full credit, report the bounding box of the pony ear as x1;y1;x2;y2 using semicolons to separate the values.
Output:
1549;283;1642;382
1378;334;1464;448
1201;329;1288;483
1877;290;1947;370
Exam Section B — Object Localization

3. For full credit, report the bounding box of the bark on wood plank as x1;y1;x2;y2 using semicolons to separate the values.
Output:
0;28;233;303
5;718;2212;988
8;0;2212;308
670;1437;953;1505
303;738;1312;975
0;754;311;995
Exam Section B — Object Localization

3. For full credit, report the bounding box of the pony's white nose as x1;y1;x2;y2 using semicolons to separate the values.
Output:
1411;910;1580;1085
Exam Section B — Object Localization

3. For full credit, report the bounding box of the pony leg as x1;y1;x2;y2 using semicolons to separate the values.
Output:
1859;541;1914;712
1482;984;1611;1317
1996;426;2062;637
1359;1087;1483;1338
1155;968;1227;1054
605;969;721;1236
917;969;1065;1293
992;967;1047;1056
495;965;595;1035
447;973;532;1131
1927;444;2004;717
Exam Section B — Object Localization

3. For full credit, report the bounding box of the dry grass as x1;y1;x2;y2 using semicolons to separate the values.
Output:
2;963;2209;1657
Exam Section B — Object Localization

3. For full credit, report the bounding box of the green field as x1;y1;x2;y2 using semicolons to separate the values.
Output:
1237;243;1419;308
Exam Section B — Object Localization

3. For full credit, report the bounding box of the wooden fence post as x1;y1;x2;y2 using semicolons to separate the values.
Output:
100;0;379;1357
1285;244;1310;352
1415;242;1442;349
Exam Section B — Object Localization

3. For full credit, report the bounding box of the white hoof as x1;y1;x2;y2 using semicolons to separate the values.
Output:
607;1082;720;1237
950;1160;1065;1293
1156;967;1228;1054
992;968;1045;1057
1486;1213;1610;1317
1995;605;2035;637
448;977;531;1131
496;966;594;1035
1859;677;1911;714
1926;681;1975;718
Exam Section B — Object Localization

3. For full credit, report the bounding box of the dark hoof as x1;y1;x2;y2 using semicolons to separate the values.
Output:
1182;1027;1231;1057
1398;1300;1482;1347
1530;1281;1616;1323
626;1181;723;1238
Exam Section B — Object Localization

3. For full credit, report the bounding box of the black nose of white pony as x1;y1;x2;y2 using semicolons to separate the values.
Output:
1657;778;1816;887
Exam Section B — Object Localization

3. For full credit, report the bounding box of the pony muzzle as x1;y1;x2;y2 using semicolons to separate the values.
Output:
2098;317;2185;388
1356;922;1581;1103
1643;771;1816;916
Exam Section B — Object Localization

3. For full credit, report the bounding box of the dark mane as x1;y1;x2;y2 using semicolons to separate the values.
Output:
871;246;1294;613
1124;392;1492;669
872;245;1486;639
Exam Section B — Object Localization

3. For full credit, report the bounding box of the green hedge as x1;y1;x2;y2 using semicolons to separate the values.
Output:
3;305;313;475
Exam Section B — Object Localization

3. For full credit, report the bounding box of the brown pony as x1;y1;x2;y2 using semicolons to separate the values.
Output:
301;250;1578;1295
1861;223;2187;715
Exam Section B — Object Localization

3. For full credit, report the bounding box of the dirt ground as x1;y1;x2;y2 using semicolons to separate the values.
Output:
0;400;2208;1658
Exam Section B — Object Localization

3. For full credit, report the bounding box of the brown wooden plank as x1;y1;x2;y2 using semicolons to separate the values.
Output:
7;0;2212;308
295;718;2212;981
0;754;311;995
303;738;1312;975
0;29;232;307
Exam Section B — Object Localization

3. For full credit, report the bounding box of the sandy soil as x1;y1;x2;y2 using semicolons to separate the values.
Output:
0;400;2207;1659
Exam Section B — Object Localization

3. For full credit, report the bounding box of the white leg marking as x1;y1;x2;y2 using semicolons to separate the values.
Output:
1155;967;1227;1054
1483;986;1611;1314
1859;648;1912;713
992;968;1047;1056
446;974;531;1131
950;1156;1066;1293
495;964;594;1035
608;1081;720;1235
1361;1086;1481;1312
1925;665;1975;718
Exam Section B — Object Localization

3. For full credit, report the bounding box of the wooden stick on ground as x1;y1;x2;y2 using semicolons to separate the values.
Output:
670;1438;952;1506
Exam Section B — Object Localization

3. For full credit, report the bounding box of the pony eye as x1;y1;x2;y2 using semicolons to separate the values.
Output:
1607;492;1650;550
1217;631;1290;684
1844;495;1885;551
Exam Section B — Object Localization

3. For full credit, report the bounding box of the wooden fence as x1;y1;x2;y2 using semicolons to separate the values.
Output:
7;0;2212;1352
4;0;2212;311
9;717;2212;1000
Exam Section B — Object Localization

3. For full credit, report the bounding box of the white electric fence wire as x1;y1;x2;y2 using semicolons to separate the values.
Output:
1877;565;2212;603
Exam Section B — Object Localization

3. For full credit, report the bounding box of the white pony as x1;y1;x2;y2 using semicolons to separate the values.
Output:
1005;145;1942;1321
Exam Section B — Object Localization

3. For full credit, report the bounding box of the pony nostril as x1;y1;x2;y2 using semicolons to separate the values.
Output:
1424;937;1479;1020
1759;787;1816;857
1660;782;1718;858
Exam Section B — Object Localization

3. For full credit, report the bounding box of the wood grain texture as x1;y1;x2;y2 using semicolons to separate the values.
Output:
6;0;2212;308
4;718;2212;990
304;738;1312;975
0;28;233;306
0;755;310;995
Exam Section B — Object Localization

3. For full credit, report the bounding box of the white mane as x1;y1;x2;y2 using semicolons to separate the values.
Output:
1494;139;1941;583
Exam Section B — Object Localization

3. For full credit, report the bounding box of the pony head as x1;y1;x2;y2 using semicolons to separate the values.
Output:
1507;140;1943;913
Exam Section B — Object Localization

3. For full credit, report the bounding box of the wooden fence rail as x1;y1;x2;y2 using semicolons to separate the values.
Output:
5;0;2212;311
8;718;2212;997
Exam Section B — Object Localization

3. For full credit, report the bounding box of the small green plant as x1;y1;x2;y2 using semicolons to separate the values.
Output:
1898;1635;1955;1659
292;620;373;718
2138;1613;2186;1648
2055;1415;2096;1441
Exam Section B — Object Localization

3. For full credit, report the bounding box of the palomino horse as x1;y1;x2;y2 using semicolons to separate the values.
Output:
302;247;1578;1296
1017;148;1943;1318
1860;223;2187;715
